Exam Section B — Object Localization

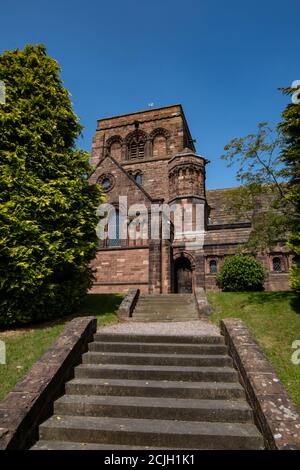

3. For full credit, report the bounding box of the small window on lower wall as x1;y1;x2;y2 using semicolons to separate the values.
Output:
209;259;217;274
134;172;143;185
272;256;282;272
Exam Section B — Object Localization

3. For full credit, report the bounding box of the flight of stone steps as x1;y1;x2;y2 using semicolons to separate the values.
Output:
32;332;264;450
132;294;199;321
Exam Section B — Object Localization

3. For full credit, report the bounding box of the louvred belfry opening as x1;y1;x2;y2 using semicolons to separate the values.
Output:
130;139;145;159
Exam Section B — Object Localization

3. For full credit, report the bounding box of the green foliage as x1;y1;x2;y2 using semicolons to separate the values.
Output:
208;292;300;407
221;123;292;251
0;293;122;400
0;44;102;326
217;254;265;292
279;85;300;294
221;86;300;294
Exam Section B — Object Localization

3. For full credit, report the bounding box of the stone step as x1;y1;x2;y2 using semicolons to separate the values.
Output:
31;440;175;450
55;395;253;423
137;297;196;307
136;304;196;308
138;296;196;301
89;341;228;355
66;378;246;400
75;364;238;382
133;308;197;314
82;351;232;367
39;415;264;449
132;311;198;316
93;333;224;344
132;315;198;320
131;316;198;322
136;298;196;302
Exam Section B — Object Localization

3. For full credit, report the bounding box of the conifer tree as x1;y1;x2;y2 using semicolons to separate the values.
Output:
0;44;102;325
279;85;300;294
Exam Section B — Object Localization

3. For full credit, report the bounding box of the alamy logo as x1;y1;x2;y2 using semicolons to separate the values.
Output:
291;80;300;104
0;340;6;365
0;80;5;104
291;340;300;365
96;198;205;251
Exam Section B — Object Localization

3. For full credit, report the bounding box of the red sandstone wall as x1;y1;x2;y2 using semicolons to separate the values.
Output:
90;248;149;294
91;105;187;167
122;159;169;201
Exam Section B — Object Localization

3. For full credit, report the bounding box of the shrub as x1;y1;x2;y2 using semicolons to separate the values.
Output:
0;45;102;326
217;254;265;292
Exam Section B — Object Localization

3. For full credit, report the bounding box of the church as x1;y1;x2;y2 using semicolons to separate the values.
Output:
89;104;291;294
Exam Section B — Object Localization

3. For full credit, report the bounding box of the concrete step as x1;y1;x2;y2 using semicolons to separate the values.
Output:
39;415;264;449
55;395;253;423
89;341;228;355
75;364;238;382
66;378;246;400
93;333;224;344
82;351;232;367
31;440;175;450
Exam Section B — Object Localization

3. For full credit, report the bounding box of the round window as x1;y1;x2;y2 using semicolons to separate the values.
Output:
102;178;111;190
98;174;114;192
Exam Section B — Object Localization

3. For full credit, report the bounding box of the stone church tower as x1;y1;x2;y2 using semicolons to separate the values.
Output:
89;105;291;293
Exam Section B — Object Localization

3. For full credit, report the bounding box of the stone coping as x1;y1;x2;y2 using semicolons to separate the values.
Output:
118;288;140;319
194;287;212;317
221;318;300;450
0;316;97;450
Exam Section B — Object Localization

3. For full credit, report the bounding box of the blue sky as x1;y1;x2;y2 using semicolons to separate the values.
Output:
1;0;299;188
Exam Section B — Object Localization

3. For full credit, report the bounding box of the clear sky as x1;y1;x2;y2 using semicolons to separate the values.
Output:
1;0;299;189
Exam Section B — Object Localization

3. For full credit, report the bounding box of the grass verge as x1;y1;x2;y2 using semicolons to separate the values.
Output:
208;291;300;408
0;293;123;401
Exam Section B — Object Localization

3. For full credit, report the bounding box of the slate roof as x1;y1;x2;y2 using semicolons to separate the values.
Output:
206;187;277;226
206;188;248;225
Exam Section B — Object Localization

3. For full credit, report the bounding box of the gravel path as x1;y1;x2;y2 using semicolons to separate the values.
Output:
98;320;220;336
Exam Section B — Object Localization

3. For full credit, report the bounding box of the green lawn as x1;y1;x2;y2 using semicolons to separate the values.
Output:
208;291;300;408
0;293;123;401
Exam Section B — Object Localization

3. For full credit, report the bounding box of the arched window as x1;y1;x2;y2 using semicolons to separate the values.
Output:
150;128;169;158
153;135;167;157
108;209;120;247
129;139;145;159
272;257;282;272
106;136;123;161
110;141;122;160
134;172;143;185
209;259;217;274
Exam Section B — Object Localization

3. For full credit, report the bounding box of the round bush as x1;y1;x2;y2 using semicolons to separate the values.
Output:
217;254;265;292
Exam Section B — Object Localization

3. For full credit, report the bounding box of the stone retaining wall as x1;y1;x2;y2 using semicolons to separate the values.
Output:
221;318;300;450
0;316;97;450
194;287;212;317
118;288;140;319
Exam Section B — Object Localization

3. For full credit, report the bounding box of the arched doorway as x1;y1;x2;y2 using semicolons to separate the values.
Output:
174;257;193;293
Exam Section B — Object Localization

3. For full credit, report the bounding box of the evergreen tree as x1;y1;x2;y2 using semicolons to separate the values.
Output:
0;44;102;325
279;85;300;294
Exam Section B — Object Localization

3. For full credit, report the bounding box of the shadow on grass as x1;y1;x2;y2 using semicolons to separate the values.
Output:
77;293;123;317
0;293;124;333
244;291;300;314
